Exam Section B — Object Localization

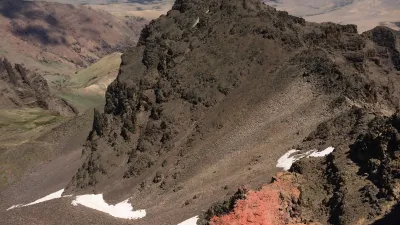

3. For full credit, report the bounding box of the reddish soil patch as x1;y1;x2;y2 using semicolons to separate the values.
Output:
210;172;319;225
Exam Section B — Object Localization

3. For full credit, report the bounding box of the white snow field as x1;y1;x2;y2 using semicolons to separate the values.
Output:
177;215;200;225
276;147;335;170
71;194;146;220
7;189;69;211
7;189;146;220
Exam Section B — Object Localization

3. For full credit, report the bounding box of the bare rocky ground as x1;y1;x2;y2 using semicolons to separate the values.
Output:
2;0;400;225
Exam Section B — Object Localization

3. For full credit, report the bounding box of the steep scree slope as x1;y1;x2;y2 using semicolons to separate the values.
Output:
65;0;400;224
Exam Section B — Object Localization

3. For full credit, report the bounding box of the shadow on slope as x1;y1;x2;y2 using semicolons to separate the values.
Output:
372;204;400;225
0;0;98;46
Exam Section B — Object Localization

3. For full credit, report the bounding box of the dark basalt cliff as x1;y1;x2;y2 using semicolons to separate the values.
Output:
66;0;400;224
0;58;77;116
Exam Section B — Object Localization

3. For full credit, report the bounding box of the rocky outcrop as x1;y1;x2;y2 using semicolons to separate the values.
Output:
350;113;400;206
0;57;77;116
200;173;311;225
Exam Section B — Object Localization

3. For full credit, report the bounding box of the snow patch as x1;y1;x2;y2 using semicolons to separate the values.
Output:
276;149;301;171
7;189;67;211
276;147;335;171
178;215;199;225
71;194;146;220
309;146;334;157
205;9;210;14
7;190;145;220
6;204;23;210
192;17;200;28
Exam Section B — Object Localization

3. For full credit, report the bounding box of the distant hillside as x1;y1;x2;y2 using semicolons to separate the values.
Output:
262;0;400;32
28;0;157;4
0;0;147;78
29;0;175;20
90;0;175;20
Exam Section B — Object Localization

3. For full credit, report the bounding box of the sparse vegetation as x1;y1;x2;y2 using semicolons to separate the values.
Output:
69;52;122;88
57;90;105;112
0;108;64;133
39;58;62;68
49;52;123;112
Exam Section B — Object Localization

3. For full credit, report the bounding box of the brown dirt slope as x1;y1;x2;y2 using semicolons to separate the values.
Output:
0;108;94;207
57;0;400;224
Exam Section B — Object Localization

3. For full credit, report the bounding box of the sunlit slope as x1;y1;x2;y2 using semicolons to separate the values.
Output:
56;52;122;112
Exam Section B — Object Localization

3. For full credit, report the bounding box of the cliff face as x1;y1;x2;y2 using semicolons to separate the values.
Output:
66;0;400;224
0;58;77;116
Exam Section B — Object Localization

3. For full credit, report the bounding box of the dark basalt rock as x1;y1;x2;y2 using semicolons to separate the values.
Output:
198;187;248;225
350;113;400;200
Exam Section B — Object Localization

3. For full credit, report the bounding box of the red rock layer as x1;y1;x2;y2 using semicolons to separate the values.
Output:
210;172;318;225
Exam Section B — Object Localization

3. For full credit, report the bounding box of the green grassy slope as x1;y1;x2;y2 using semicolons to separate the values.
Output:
69;52;122;88
53;52;122;113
